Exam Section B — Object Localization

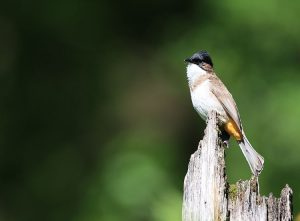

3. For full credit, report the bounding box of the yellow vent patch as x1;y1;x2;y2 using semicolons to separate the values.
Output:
224;120;242;141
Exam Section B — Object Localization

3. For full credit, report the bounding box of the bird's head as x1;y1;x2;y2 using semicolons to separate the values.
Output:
185;51;213;69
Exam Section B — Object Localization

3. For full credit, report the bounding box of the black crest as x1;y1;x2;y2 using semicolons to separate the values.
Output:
185;50;213;67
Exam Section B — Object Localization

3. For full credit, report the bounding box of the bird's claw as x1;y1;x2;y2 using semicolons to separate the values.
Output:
223;140;229;148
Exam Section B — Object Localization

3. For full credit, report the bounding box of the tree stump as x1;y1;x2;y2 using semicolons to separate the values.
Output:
182;111;293;221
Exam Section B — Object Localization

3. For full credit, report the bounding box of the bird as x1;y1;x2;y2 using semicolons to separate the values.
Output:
184;50;264;176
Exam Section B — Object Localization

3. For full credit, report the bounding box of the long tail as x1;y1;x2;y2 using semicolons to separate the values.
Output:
238;134;264;176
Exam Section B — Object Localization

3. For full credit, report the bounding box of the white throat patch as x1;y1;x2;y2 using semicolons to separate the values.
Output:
186;64;207;83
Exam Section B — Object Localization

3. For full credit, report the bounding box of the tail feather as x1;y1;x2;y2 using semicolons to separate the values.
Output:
238;135;264;176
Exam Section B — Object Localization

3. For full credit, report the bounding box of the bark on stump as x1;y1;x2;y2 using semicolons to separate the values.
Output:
182;111;293;221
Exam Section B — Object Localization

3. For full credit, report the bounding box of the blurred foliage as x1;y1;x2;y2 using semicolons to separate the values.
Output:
0;0;300;220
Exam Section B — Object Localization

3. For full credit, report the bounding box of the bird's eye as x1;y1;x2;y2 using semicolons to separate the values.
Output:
193;58;201;64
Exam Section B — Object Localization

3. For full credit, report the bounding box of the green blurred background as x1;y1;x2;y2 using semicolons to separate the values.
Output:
1;0;300;220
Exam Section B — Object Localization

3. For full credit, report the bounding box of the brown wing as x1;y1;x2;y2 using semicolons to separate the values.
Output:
209;74;243;131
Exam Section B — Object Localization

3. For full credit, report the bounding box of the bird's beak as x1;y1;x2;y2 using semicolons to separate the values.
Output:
184;58;192;63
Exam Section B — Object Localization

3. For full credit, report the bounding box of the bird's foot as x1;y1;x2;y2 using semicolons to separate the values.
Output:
223;140;230;148
220;130;230;148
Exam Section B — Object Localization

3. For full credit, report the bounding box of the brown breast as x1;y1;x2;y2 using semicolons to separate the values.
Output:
190;75;210;92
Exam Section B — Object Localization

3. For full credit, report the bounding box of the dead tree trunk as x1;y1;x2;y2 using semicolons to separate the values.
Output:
182;111;293;221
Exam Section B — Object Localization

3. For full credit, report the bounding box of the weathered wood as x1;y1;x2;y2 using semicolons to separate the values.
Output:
228;179;293;221
182;111;228;221
182;111;293;221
